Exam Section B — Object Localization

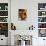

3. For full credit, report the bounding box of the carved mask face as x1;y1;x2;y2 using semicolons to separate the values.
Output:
19;9;27;20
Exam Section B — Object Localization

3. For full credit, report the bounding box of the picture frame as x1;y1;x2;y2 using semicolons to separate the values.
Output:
18;9;27;21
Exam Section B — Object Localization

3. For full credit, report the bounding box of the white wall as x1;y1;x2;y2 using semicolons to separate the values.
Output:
11;0;34;30
11;0;46;46
11;0;38;45
0;0;8;3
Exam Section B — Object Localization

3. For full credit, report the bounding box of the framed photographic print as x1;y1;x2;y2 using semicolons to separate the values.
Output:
0;17;8;22
18;9;27;21
0;23;8;37
38;29;46;37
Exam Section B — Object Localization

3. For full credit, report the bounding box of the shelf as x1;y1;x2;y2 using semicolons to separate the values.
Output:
38;15;46;17
38;22;46;23
0;16;8;17
0;22;8;23
38;3;46;37
38;10;46;11
0;3;8;37
38;28;46;29
0;10;8;11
